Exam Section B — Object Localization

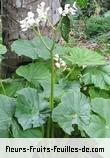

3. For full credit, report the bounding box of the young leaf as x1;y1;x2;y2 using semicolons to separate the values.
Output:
52;91;90;134
83;65;110;90
15;87;50;130
65;47;107;66
60;16;70;43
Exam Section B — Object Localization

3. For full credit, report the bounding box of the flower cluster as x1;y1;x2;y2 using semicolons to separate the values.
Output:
58;2;77;16
54;54;67;70
20;2;50;31
36;2;50;25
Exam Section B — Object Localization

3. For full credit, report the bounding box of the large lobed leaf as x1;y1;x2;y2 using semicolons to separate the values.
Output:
11;37;52;60
15;87;50;130
0;94;43;138
16;62;51;86
0;79;25;97
52;91;90;134
41;80;80;100
0;95;16;137
65;47;106;66
12;120;42;138
83;65;110;90
85;98;110;138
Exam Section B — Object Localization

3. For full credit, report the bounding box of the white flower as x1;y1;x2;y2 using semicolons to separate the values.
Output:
58;2;77;16
40;2;45;7
65;4;71;8
69;7;76;15
20;11;36;31
54;54;60;58
73;2;77;10
28;11;35;18
55;62;61;68
20;2;50;31
58;7;63;15
54;54;67;70
54;54;60;61
65;4;70;13
35;18;40;26
60;59;66;67
36;2;50;23
61;12;66;16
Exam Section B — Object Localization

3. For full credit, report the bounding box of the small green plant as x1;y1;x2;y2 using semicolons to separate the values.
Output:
85;16;110;36
0;1;110;138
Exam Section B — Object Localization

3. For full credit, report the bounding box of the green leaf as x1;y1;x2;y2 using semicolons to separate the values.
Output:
83;65;110;90
41;80;80;100
12;120;42;138
60;16;70;43
89;87;110;99
0;44;7;62
11;37;52;60
0;95;16;137
92;98;110;123
65;47;106;66
67;65;81;80
104;11;110;18
52;91;90;134
0;79;25;97
0;44;7;55
54;45;68;56
84;114;110;138
76;0;87;7
85;98;110;138
15;87;50;130
16;62;51;86
0;129;10;138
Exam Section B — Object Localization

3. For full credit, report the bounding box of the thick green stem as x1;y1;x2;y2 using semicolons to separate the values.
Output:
46;117;51;138
35;25;57;138
49;39;56;138
50;47;54;111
